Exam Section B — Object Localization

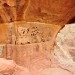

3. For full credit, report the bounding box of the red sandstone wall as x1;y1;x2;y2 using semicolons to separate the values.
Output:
0;0;75;24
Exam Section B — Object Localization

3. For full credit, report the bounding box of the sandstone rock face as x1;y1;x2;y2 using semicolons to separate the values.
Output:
54;24;75;70
0;43;75;75
0;0;75;74
0;58;30;75
0;0;75;24
0;23;75;74
15;22;61;44
0;24;9;44
0;58;16;74
0;45;6;57
0;22;61;44
6;41;54;67
0;22;75;75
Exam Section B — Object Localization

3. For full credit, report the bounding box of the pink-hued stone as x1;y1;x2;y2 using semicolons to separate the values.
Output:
0;58;30;75
6;41;54;68
2;41;74;75
13;65;30;75
1;23;75;75
0;58;16;73
0;58;74;75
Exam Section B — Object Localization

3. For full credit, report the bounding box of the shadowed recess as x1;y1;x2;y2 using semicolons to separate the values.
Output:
67;17;75;24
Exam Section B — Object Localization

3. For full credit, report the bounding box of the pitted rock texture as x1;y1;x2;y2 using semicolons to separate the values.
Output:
15;22;60;44
0;0;75;24
54;24;75;67
0;22;61;44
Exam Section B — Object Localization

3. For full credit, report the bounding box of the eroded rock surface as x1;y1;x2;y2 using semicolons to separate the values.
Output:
0;58;30;75
54;23;75;74
0;0;75;24
0;22;61;44
0;40;74;75
0;22;75;75
15;22;60;44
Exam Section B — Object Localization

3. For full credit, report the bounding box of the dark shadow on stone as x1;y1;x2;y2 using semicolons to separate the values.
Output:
67;17;75;24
